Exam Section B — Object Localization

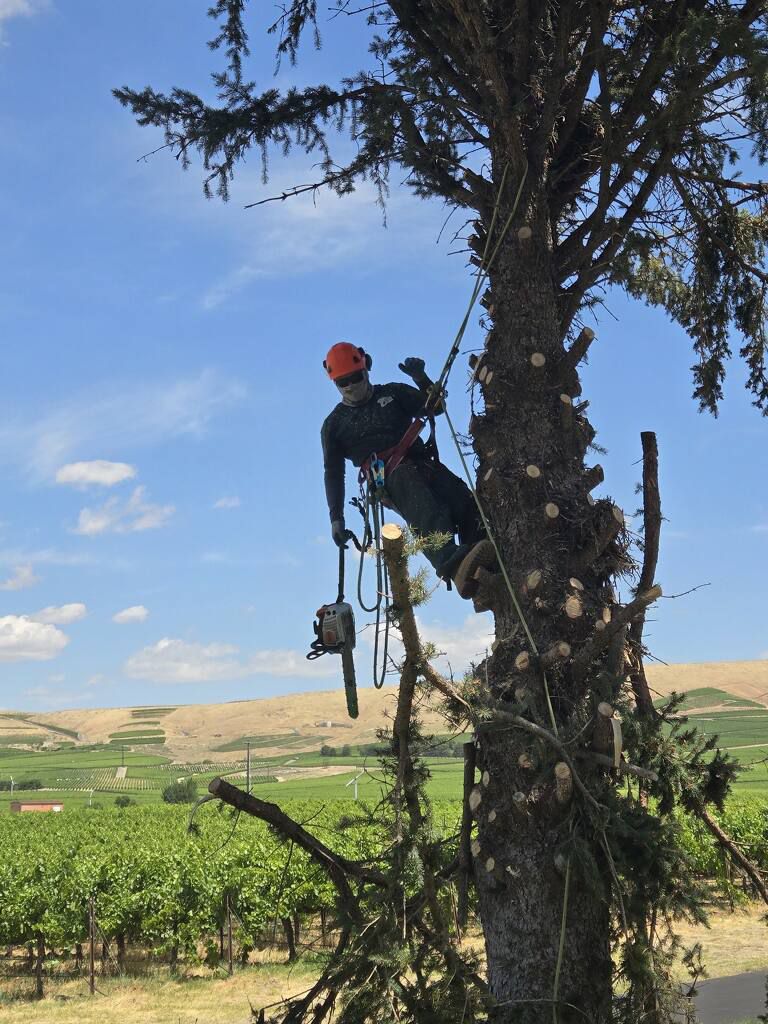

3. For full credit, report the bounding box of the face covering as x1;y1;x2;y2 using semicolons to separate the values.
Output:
337;370;372;406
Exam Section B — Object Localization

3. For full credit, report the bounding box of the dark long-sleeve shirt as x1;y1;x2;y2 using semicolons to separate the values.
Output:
321;381;433;522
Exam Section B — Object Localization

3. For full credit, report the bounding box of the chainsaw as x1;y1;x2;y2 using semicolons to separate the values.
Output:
306;545;359;719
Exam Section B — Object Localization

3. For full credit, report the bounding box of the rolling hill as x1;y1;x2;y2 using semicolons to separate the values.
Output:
3;659;766;763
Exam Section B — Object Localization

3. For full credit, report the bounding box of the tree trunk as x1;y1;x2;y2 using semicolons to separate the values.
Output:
281;917;297;963
74;942;83;970
471;166;614;1021
116;932;126;973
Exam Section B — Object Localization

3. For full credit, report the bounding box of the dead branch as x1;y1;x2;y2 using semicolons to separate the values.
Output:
627;432;661;716
695;804;768;905
572;586;662;684
458;740;476;929
208;778;386;913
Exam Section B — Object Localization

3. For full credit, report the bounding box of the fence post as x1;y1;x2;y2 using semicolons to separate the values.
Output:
88;897;95;996
226;894;233;976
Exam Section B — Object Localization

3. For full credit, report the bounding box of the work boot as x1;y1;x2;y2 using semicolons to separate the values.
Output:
451;539;498;599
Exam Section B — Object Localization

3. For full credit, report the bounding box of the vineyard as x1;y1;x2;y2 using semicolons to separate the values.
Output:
0;798;766;1002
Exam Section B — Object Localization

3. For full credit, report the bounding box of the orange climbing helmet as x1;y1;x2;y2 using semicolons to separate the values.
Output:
323;342;372;381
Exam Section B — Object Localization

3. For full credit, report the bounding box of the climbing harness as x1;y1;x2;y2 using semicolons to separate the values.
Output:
306;543;360;719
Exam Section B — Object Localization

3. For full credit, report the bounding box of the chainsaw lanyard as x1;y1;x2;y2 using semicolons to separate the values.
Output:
355;477;389;689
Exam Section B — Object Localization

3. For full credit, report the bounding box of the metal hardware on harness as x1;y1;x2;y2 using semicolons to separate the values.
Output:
305;545;359;719
371;457;386;490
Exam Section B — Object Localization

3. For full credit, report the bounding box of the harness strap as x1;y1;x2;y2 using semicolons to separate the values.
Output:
358;411;439;489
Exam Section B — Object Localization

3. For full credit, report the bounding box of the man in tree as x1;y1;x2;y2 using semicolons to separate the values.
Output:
321;341;494;597
115;2;768;1020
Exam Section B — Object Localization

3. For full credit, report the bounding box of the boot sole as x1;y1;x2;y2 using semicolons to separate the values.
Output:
452;539;498;599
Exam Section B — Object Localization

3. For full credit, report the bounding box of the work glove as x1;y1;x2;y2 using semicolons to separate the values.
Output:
398;357;427;383
331;520;353;548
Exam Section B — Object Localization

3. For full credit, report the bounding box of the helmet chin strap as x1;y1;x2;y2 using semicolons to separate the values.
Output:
337;371;373;406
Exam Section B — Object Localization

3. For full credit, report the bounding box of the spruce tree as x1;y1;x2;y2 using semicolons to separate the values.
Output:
115;3;768;1021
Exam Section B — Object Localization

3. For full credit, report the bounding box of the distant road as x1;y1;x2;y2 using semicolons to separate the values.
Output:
692;971;766;1023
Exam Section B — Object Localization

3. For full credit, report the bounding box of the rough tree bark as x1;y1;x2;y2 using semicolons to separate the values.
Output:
469;166;621;1022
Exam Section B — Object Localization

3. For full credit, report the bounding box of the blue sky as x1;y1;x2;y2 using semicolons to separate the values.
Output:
0;1;765;712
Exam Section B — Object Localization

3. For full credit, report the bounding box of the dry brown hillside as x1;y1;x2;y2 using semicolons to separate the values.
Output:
15;659;768;762
28;685;448;761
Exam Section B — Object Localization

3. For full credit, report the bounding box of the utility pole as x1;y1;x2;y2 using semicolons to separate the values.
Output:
9;775;13;796
246;742;250;794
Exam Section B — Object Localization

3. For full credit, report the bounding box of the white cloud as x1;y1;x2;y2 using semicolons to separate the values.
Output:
213;496;241;509
421;614;495;671
200;175;447;309
21;685;88;708
361;613;494;679
0;0;47;43
124;637;337;683
751;523;768;533
0;615;68;662
113;605;149;624
0;563;40;590
73;485;174;536
0;370;246;483
48;673;65;683
56;460;137;488
29;603;87;625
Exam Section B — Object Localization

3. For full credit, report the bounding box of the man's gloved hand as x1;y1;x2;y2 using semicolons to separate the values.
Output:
331;520;353;548
398;357;427;383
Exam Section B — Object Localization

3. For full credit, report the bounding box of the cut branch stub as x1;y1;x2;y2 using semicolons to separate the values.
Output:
568;577;585;592
468;786;483;813
530;352;546;369
517;225;532;241
560;393;573;432
564;595;583;619
540;641;571;668
584;465;604;491
592;702;615;757
545;502;560;522
514;651;531;672
525;464;542;480
525;569;543;592
554;762;573;804
560;326;595;376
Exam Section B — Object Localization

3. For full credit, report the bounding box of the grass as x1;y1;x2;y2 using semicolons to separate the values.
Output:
655;687;764;711
1;904;765;1022
0;960;319;1023
211;733;328;753
0;735;48;746
107;736;166;745
107;730;165;738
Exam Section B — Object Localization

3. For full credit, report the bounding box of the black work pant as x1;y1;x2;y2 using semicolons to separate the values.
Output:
384;457;484;575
